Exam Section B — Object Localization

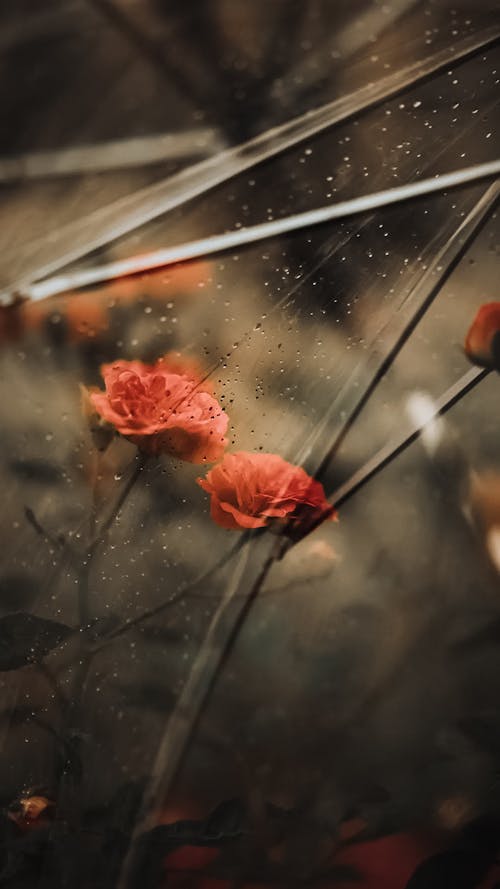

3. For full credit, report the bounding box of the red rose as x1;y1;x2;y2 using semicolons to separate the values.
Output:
197;451;336;534
89;359;228;463
465;303;500;369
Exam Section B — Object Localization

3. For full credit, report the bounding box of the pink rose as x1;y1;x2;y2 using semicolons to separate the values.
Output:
89;359;228;463
197;451;336;535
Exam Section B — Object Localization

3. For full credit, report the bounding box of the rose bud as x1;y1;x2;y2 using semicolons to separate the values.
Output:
8;794;55;831
465;303;500;370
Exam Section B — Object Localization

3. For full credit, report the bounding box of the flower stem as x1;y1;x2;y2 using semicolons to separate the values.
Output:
24;506;73;555
56;450;147;836
88;451;147;556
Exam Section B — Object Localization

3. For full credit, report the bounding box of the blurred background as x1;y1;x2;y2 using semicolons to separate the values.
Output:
0;1;499;887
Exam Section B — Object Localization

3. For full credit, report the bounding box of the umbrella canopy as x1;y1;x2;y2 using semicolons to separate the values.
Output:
0;2;499;887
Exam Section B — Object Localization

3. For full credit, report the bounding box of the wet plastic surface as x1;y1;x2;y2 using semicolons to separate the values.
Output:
0;2;499;887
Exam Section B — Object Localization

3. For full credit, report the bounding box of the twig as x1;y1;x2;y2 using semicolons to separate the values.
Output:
24;506;66;551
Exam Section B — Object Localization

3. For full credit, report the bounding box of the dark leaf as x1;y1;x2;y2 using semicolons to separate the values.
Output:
127;799;295;889
0;613;73;671
203;798;247;841
128;804;247;889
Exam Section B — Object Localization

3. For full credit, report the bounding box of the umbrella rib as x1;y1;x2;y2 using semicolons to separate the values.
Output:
0;131;226;182
2;25;498;300
16;161;500;303
331;366;490;508
312;179;500;482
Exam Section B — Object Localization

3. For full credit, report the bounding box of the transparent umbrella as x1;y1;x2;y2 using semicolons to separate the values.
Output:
0;2;499;888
